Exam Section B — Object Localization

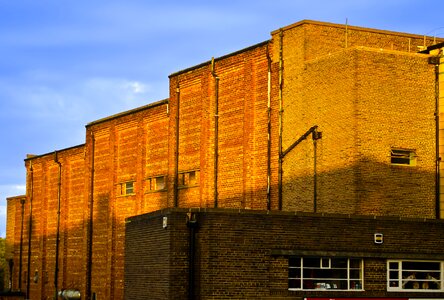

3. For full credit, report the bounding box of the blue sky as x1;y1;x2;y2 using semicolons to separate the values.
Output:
0;0;443;237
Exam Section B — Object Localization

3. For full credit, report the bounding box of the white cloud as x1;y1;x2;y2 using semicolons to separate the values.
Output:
125;81;147;94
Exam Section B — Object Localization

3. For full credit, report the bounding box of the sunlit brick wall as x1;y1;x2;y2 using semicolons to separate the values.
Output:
17;145;86;300
85;101;169;300
354;49;435;217
168;42;279;210
273;20;437;217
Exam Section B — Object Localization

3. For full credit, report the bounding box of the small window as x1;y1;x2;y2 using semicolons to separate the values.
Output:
288;257;363;291
178;170;200;188
146;176;167;192
387;260;443;291
118;181;135;196
391;149;416;166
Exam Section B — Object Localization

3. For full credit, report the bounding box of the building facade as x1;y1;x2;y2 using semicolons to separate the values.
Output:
5;20;444;300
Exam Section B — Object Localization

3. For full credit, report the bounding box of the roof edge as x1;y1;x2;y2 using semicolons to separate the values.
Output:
24;143;86;162
271;19;444;41
86;98;168;127
169;40;269;78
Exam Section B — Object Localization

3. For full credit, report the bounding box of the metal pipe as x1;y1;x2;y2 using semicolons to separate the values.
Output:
187;213;198;300
18;198;25;291
312;128;322;213
86;133;95;300
267;45;272;210
281;126;318;158
26;161;34;299
174;82;180;208
277;29;284;210
54;151;62;300
211;58;219;208
281;126;321;213
434;61;441;219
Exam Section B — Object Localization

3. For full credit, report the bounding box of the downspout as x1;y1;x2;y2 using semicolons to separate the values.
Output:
266;46;272;210
54;151;62;300
211;58;220;208
429;54;442;219
86;133;95;300
174;82;180;208
186;213;198;300
312;128;322;213
277;29;284;210
434;58;441;219
26;161;34;299
18;198;25;291
281;126;321;213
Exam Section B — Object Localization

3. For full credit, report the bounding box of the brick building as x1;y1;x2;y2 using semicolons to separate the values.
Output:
5;20;444;299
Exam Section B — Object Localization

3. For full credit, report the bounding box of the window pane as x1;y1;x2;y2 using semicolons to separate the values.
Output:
289;279;301;289
350;269;361;279
333;269;348;278
389;280;399;287
126;182;134;194
389;262;399;270
349;259;361;268
331;258;347;268
289;257;300;267
403;261;439;271
389;270;399;279
156;176;165;190
289;268;300;278
304;258;320;268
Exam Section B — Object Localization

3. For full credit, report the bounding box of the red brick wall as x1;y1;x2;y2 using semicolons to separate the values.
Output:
168;42;278;210
85;101;169;299
12;146;87;300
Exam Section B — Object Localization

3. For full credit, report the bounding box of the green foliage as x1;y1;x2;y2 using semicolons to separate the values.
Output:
0;238;5;291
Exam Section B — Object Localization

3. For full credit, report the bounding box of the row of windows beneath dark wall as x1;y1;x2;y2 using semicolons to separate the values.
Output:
116;170;200;196
288;257;443;292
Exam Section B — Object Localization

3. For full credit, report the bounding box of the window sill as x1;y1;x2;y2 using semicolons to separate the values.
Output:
289;288;364;292
178;185;199;190
145;189;167;194
116;193;136;198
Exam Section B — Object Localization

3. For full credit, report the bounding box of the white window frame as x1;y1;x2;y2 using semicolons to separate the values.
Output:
387;260;444;292
118;181;135;196
288;257;363;291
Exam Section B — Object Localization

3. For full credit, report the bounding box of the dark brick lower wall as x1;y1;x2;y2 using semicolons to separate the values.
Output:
125;208;444;299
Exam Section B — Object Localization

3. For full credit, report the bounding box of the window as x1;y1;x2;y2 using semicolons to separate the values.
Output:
288;257;363;291
391;149;416;166
387;260;443;291
178;170;200;188
118;181;135;196
146;176;166;192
